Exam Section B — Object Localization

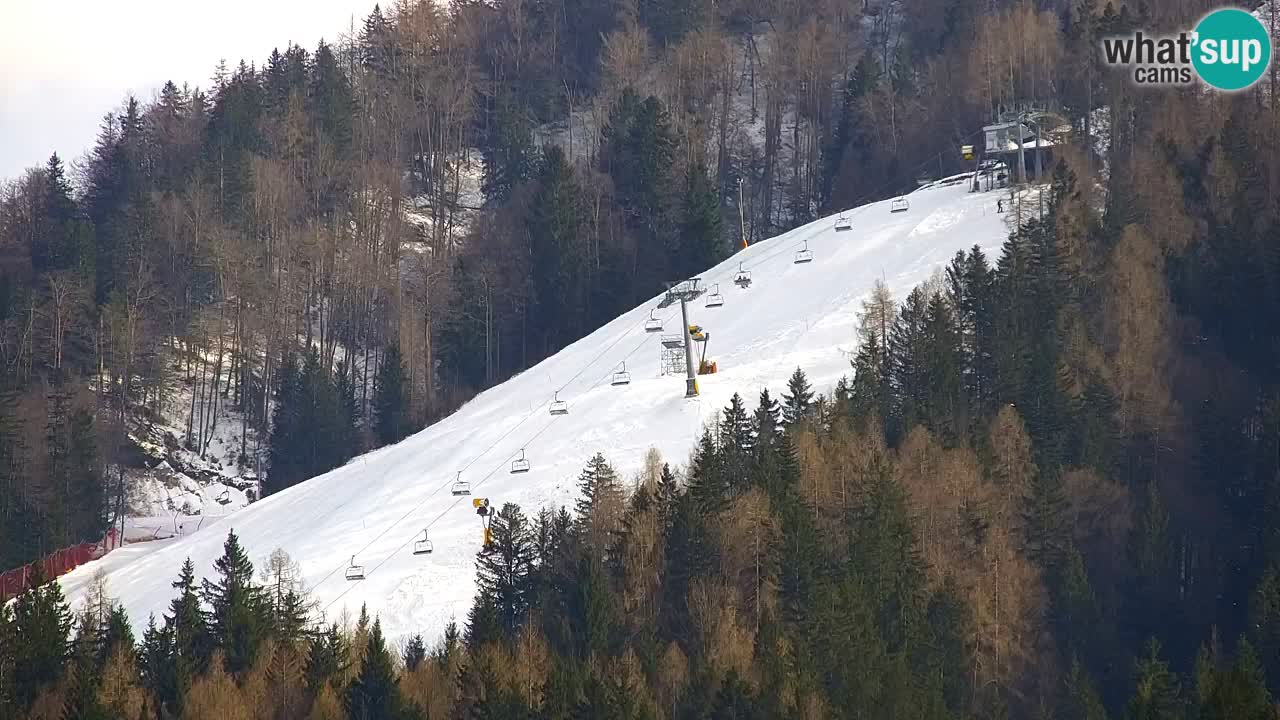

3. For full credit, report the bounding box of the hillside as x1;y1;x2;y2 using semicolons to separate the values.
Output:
59;178;1008;644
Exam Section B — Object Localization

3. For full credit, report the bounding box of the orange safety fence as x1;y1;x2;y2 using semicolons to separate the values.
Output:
0;528;116;602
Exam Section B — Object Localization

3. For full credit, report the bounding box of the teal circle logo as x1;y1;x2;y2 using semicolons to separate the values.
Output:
1191;8;1271;91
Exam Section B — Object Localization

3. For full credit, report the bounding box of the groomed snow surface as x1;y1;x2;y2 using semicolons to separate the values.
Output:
61;180;1010;646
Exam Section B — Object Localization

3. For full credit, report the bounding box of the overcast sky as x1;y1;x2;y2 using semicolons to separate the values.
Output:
1;0;379;182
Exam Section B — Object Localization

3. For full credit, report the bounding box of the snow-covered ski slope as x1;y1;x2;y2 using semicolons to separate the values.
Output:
61;179;1008;644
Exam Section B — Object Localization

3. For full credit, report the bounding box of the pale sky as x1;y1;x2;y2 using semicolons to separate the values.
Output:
0;0;380;181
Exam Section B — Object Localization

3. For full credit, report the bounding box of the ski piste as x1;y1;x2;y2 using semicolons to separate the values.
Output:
59;178;1009;646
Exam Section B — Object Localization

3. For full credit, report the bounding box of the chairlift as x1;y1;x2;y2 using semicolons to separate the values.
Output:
451;471;471;496
611;362;632;386
510;449;530;474
705;284;724;308
890;197;910;213
794;240;814;264
834;212;852;232
733;262;752;289
215;489;231;505
413;529;434;555
345;556;365;581
549;392;569;416
644;310;663;333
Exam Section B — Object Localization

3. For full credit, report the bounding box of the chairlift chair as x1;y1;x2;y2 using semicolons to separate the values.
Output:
413;529;434;555
451;471;471;496
794;240;814;264
890;197;910;213
834;212;852;232
733;263;752;289
345;556;365;581
215;489;231;506
510;449;530;474
611;362;632;386
549;392;569;416
644;310;663;333
705;284;724;308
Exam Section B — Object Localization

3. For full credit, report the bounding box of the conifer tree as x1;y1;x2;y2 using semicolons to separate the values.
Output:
660;492;716;639
570;553;616;659
305;624;348;696
528;146;588;353
1126;639;1183;720
475;503;537;634
850;330;888;426
164;557;210;705
200;530;268;673
346;619;403;720
753;388;781;447
139;615;178;714
686;428;726;512
373;343;409;446
782;367;815;427
678;160;723;277
1197;638;1272;720
1061;656;1107;720
850;455;926;651
718;393;752;492
480;97;537;205
402;634;426;672
12;566;73;708
575;453;625;555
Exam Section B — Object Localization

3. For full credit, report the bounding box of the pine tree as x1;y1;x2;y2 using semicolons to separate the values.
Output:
373;343;409;446
570;553;615;660
657;463;680;527
305;624;348;696
1198;638;1272;720
267;354;302;494
1062;656;1107;720
12;566;73;707
475;503;537;635
309;40;354;170
850;455;927;651
1126;639;1183;720
678;160;723;277
781;367;815;427
850;330;888;426
480;97;537;205
753;388;781;447
718;393;753;492
574;453;625;556
164;557;210;706
823;52;881;206
139;615;178;714
528;146;589;353
660;491;716;640
402;634;426;672
1027;469;1070;572
686;428;726;512
601;90;677;289
200;530;268;674
346;619;403;720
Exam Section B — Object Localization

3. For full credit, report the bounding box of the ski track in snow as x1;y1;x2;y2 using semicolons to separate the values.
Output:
59;181;1009;646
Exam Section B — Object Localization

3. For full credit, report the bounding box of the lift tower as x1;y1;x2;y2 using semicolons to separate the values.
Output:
658;278;707;398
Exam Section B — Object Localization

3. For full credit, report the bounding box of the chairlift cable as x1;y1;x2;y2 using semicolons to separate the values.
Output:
321;128;995;610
